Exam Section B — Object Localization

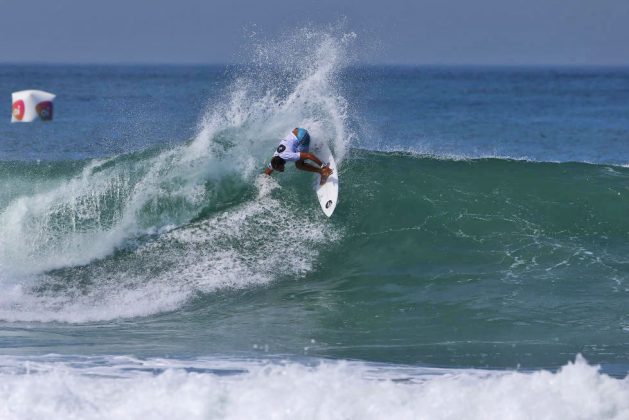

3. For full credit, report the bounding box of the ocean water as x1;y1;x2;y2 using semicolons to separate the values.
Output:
1;31;629;419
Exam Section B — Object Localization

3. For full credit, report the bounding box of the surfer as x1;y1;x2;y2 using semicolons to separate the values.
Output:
264;128;333;185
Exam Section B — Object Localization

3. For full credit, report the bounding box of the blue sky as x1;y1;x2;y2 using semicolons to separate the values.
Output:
1;0;628;65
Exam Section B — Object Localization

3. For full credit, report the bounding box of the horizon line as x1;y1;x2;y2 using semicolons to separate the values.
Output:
0;61;628;69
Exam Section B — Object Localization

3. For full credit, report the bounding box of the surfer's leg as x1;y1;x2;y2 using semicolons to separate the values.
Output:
295;160;321;173
296;160;332;185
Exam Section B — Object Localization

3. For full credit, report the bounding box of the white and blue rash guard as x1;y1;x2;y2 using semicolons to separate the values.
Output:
269;129;311;167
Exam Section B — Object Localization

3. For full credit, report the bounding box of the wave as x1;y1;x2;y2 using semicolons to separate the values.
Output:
1;151;628;323
0;354;626;420
0;28;356;322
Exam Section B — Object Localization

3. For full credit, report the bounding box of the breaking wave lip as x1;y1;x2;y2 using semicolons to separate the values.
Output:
0;354;627;420
363;144;537;163
364;144;629;169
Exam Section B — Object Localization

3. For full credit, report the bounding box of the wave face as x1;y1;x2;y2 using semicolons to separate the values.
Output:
2;152;629;370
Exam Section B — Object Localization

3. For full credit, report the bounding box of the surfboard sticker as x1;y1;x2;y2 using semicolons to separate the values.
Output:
313;144;339;217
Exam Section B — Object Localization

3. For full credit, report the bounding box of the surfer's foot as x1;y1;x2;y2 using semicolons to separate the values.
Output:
319;167;333;185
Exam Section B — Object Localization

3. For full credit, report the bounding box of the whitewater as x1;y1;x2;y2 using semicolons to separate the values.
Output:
1;355;627;420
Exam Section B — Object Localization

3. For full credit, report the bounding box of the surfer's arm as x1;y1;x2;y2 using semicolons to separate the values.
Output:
264;166;273;176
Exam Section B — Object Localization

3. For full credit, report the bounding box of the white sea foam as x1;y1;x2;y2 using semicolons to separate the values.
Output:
0;176;338;323
0;355;626;420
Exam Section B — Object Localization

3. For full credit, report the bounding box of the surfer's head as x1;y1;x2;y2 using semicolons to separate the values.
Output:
271;156;286;172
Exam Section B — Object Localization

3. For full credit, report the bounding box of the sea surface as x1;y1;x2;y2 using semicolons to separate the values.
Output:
1;32;629;419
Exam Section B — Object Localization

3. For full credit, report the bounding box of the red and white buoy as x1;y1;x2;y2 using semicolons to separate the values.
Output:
11;90;56;123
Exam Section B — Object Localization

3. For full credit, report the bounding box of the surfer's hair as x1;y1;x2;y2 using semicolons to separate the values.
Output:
271;156;286;169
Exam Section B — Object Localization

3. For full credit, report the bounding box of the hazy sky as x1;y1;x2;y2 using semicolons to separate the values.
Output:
1;0;628;65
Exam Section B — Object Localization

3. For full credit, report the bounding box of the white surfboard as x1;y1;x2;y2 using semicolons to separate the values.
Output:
312;143;339;217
